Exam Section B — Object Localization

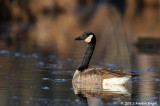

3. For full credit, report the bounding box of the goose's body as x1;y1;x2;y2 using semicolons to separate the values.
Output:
73;32;131;85
72;68;131;85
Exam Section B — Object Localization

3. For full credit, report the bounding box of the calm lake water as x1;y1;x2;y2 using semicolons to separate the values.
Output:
0;37;159;106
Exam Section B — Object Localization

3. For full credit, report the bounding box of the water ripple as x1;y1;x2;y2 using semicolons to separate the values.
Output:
53;79;71;82
41;86;50;90
42;78;52;81
0;50;9;54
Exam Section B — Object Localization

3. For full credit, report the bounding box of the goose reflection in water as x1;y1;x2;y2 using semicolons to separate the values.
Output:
72;81;131;106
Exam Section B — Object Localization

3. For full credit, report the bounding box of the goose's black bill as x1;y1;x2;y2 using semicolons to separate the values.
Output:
74;36;83;40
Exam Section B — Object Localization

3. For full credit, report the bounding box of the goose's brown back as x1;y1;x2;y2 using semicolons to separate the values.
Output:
72;68;126;84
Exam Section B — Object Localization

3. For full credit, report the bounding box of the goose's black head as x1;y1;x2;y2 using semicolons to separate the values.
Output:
74;32;96;43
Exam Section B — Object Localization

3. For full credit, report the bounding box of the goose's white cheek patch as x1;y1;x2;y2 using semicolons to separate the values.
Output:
84;35;93;42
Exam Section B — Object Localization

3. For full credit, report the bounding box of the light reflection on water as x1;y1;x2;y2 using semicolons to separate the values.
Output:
0;47;160;106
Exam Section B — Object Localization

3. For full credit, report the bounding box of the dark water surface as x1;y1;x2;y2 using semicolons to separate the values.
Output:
0;43;160;106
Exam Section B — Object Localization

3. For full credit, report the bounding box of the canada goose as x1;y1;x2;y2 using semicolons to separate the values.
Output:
73;32;131;85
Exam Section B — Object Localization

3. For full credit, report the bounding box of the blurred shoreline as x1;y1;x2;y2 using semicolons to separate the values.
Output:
0;0;160;52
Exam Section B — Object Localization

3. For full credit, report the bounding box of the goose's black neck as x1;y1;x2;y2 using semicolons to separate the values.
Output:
77;37;96;72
